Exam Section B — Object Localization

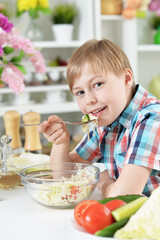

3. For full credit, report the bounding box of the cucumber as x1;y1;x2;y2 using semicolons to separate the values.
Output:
82;114;90;122
98;194;143;204
95;218;129;237
112;196;147;222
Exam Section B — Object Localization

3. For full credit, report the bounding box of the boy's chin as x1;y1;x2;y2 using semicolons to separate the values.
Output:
98;119;112;127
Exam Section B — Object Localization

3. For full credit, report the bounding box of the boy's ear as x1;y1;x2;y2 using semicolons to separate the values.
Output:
124;69;133;88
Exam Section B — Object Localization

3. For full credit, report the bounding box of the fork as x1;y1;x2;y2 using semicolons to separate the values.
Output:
22;119;96;127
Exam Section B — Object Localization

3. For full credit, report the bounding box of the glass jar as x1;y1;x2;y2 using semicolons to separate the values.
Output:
0;135;21;189
26;18;43;41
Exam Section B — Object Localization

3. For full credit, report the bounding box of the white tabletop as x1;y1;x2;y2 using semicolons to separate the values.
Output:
0;187;103;240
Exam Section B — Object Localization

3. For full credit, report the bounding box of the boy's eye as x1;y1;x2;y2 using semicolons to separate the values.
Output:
76;90;85;96
94;82;103;88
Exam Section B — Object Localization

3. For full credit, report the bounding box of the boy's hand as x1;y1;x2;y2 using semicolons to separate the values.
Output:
37;115;70;145
97;170;115;197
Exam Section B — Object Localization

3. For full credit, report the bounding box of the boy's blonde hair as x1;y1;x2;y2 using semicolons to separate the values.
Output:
66;39;134;91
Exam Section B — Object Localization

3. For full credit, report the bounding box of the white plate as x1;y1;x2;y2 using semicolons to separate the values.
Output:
69;218;152;240
69;218;114;240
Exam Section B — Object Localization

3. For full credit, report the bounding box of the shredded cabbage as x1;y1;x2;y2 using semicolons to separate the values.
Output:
29;166;97;207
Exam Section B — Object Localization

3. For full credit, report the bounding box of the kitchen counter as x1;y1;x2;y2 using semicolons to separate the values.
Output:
0;186;103;240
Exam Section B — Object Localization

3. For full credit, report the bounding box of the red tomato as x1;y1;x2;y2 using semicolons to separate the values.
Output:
105;199;126;222
74;200;98;226
81;203;113;234
105;199;126;212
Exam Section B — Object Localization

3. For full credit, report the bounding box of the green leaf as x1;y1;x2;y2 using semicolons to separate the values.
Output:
11;50;24;63
16;9;24;17
0;67;4;76
39;7;51;15
52;4;77;24
29;8;39;18
11;57;21;63
14;64;26;74
2;56;8;64
3;46;14;55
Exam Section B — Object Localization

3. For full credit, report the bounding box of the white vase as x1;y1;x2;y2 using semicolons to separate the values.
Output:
52;24;73;42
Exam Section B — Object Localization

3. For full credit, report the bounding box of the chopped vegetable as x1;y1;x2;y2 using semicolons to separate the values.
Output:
112;196;147;221
105;199;126;212
81;114;98;139
82;114;90;122
95;217;129;237
105;199;126;223
74;200;98;226
81;203;113;234
99;194;143;204
82;114;90;133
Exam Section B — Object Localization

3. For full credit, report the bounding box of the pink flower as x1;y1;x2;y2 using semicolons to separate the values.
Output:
0;13;13;32
30;50;46;73
0;29;46;73
148;0;160;15
1;63;25;94
0;13;46;94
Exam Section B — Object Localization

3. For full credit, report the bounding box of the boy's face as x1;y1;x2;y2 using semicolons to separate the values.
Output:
72;63;134;126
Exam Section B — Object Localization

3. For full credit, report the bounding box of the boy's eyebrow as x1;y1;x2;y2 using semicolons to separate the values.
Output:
72;75;102;91
72;86;81;91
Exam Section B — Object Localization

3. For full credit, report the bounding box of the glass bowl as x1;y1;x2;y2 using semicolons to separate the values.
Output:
20;162;100;208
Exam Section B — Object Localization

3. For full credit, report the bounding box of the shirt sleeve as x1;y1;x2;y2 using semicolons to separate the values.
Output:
75;128;102;162
124;110;160;170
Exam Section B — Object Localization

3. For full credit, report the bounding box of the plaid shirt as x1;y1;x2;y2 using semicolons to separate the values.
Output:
76;85;160;196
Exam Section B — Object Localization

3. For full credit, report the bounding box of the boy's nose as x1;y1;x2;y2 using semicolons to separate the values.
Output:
86;93;97;105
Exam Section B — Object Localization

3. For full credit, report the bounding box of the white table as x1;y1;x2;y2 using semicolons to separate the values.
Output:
0;187;103;240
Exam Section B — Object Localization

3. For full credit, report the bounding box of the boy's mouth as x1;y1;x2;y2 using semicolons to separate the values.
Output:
91;107;106;116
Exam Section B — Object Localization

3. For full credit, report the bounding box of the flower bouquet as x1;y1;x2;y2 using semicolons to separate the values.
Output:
0;13;46;94
16;0;51;41
16;0;51;19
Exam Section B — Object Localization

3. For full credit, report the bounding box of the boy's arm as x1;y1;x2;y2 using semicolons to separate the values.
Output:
50;146;92;168
98;164;151;197
69;149;92;164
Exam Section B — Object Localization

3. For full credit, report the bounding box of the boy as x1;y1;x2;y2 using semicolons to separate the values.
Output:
38;39;160;197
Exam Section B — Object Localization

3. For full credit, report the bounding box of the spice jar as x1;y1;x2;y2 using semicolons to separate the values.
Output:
3;110;22;150
23;111;42;153
101;0;123;15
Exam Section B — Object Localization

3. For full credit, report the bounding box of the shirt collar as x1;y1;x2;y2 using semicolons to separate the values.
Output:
119;84;148;128
98;84;149;132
